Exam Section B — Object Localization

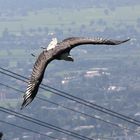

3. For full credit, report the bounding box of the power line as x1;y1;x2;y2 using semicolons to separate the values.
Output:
0;110;115;140
0;120;59;140
0;107;95;140
0;67;140;127
0;82;139;135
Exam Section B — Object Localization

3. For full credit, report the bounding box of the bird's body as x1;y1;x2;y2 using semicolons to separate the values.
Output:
21;37;130;109
47;38;58;51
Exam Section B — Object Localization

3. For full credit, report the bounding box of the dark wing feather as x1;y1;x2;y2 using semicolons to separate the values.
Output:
61;37;130;49
21;50;54;109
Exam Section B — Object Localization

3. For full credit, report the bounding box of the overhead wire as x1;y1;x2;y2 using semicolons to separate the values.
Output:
0;69;140;130
0;106;113;140
0;67;140;127
0;120;59;140
0;82;139;135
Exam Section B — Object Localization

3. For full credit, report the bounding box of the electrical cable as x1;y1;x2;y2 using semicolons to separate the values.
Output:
0;106;113;140
0;120;59;140
0;82;139;135
0;67;140;127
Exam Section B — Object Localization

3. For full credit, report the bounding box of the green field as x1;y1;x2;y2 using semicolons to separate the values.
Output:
0;5;139;35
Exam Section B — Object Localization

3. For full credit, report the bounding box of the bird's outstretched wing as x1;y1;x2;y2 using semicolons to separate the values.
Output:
21;50;54;109
21;37;130;109
61;37;130;49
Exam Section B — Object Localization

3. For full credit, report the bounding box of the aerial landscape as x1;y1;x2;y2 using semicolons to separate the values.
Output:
0;0;140;140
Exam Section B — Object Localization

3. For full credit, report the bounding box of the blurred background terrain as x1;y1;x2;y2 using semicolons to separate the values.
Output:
0;0;140;139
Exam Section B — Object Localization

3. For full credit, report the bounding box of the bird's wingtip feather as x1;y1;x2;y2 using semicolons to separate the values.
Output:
114;38;130;45
21;94;34;110
21;98;32;110
123;38;131;43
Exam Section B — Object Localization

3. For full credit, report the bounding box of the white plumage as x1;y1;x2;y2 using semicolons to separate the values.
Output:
47;38;58;51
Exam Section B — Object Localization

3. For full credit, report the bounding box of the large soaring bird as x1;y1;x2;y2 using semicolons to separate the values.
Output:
21;37;130;109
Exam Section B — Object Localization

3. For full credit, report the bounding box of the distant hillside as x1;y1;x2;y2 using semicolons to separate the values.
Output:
0;0;139;12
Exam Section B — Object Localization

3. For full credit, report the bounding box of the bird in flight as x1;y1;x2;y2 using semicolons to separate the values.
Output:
21;37;130;109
